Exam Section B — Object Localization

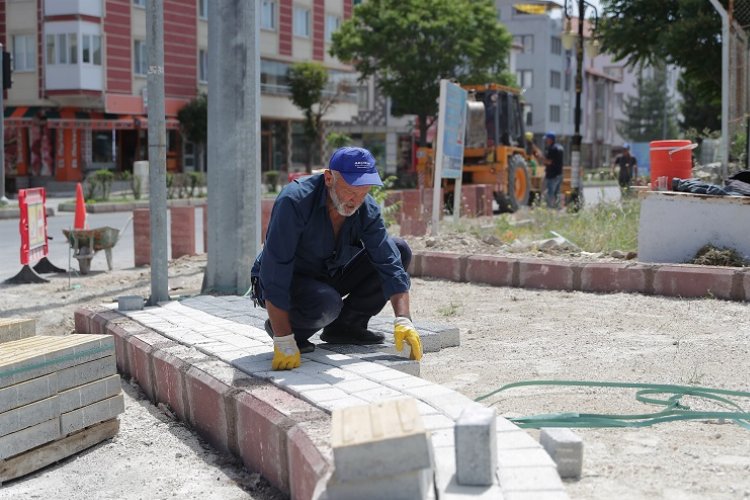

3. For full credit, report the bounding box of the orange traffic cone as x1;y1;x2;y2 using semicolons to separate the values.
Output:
74;182;88;229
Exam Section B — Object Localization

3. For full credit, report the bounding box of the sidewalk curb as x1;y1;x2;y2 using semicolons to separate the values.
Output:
74;307;332;500
0;207;55;220
411;251;750;302
58;198;208;214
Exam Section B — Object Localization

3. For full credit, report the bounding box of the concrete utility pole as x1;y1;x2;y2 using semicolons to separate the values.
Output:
0;43;8;204
708;0;730;180
146;0;169;305
203;1;261;295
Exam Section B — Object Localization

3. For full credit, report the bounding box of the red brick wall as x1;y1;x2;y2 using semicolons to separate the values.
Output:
312;0;324;61
279;0;292;56
164;0;197;98
104;0;131;93
344;0;352;19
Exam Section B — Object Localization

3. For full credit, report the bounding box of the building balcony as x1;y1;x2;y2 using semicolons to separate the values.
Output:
45;0;102;18
46;63;103;92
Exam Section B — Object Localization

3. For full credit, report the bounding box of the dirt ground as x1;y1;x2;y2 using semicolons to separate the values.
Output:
1;248;749;499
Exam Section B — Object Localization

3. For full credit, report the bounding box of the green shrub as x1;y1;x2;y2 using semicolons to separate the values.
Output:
369;175;400;228
94;169;114;201
264;170;280;193
187;171;205;198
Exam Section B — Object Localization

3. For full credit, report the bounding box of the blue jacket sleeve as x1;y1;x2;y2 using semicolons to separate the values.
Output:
259;196;304;311
359;199;410;299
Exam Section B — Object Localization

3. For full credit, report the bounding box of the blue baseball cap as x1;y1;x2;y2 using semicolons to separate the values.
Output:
623;143;631;150
328;147;383;187
544;131;556;141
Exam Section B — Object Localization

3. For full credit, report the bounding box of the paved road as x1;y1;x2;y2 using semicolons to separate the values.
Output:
0;202;206;282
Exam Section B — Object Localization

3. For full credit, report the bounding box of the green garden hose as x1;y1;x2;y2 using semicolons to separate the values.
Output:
475;380;750;430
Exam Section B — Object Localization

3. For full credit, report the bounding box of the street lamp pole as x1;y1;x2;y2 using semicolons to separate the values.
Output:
564;0;598;211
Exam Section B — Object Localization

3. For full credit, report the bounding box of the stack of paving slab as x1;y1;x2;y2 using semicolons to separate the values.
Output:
0;318;123;484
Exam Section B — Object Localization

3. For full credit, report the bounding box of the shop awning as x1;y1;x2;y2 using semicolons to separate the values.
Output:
3;106;44;125
134;116;182;130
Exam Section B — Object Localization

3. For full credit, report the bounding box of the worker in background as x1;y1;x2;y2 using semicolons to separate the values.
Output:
534;132;564;208
612;143;638;195
250;147;423;371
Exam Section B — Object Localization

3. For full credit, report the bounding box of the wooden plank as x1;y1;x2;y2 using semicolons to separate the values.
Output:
0;419;120;485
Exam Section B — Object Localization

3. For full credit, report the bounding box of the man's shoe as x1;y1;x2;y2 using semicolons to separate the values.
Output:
264;319;315;354
320;325;385;345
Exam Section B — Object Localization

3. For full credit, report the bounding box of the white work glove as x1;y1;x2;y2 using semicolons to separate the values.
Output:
393;317;423;361
272;335;300;370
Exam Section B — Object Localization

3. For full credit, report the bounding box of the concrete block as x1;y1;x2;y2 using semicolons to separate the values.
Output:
151;348;190;423
0;318;36;344
58;374;121;414
580;263;651;295
518;258;577;291
185;366;232;454
0;395;60;437
59;394;125;435
0;335;114;389
117;295;144;311
0;373;58;414
455;406;497;486
420;252;466;282
0;418;61;460
331;398;432;482
170;206;196;258
133;208;150;266
325;467;434;500
56;355;117;393
653;265;736;300
415;321;461;349
539;427;583;479
287;424;332;500
497;465;563;493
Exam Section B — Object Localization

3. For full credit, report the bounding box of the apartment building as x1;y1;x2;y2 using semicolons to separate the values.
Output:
1;0;358;191
496;0;620;168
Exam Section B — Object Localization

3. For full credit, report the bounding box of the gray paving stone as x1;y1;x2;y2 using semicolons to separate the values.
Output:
540;427;583;479
455;406;497;486
0;418;61;460
0;318;36;344
497;465;563;493
324;467;434;500
432;445;503;500
58;374;122;414
0;395;60;437
117;295;144;311
60;394;125;435
56;356;117;393
331;398;432;482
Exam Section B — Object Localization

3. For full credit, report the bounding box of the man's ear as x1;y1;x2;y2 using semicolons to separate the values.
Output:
323;169;333;187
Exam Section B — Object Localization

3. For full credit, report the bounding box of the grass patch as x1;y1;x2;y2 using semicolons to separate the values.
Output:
493;199;640;253
438;302;461;317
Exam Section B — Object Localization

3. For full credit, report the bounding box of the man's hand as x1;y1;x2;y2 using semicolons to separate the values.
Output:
394;317;423;361
272;335;300;370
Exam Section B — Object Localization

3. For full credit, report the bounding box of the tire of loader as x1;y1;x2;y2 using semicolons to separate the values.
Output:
496;155;531;213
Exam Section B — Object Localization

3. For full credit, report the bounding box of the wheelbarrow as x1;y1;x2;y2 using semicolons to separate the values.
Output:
62;226;120;275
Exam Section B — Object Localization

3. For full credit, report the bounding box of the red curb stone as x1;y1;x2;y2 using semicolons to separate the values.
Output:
466;255;516;287
288;424;331;500
400;218;428;237
420;251;466;282
73;308;97;334
653;265;736;299
133;209;150;267
126;336;157;402
152;349;189;423
185;366;232;454
235;391;293;493
518;258;575;290
105;323;135;376
581;263;651;294
170;206;196;258
90;310;122;335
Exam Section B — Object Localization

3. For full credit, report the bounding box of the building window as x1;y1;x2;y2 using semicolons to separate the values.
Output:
325;15;340;43
199;49;207;83
512;35;533;54
293;7;311;38
616;92;624;111
261;59;291;94
133;0;145;7
551;36;562;55
91;35;102;65
68;34;78;64
550;105;561;123
261;1;276;30
92;131;115;165
199;0;207;19
604;66;624;80
57;34;68;64
550;70;561;89
516;69;533;89
134;40;147;75
357;83;370;110
11;34;36;71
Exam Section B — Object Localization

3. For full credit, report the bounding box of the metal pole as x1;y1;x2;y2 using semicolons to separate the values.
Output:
568;1;585;211
204;1;260;295
0;42;8;204
709;0;730;180
146;0;169;304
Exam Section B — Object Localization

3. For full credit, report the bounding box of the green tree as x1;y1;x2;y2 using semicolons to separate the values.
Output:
678;75;720;133
330;0;513;146
618;64;679;142
177;93;207;172
288;62;344;172
598;0;721;131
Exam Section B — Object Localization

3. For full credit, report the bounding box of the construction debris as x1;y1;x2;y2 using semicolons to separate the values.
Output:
691;244;748;267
